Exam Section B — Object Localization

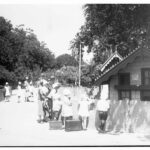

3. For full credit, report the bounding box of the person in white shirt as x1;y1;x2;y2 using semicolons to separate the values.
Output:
61;89;73;128
78;95;90;130
47;82;61;120
96;98;110;132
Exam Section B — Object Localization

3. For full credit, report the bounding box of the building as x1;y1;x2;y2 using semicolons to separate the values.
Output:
94;48;150;133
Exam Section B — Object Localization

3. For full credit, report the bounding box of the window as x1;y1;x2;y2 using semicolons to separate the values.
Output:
118;73;131;100
141;90;150;101
118;73;130;85
141;68;150;101
119;90;131;100
131;91;140;100
141;68;150;86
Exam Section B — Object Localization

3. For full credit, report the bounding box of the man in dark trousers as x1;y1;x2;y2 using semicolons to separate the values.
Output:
96;98;110;133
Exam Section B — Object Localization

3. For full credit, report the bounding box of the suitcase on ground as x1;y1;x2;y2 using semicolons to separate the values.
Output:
65;120;82;131
49;120;62;130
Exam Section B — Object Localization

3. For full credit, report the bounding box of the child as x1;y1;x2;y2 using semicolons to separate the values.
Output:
53;94;62;120
78;95;90;130
61;89;73;128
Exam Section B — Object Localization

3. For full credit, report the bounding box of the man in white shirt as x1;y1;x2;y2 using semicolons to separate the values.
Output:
96;98;110;132
47;82;61;120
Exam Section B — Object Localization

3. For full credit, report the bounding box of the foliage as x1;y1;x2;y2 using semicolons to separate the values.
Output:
0;17;55;86
56;54;78;69
42;66;79;86
55;66;79;85
81;64;94;86
70;4;150;65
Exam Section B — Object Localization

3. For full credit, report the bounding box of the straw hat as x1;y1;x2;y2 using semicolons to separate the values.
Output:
50;76;55;79
52;82;61;89
42;79;48;85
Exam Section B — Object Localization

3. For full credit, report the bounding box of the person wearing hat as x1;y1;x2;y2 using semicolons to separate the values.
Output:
61;89;73;128
4;82;11;102
37;81;49;123
47;81;61;120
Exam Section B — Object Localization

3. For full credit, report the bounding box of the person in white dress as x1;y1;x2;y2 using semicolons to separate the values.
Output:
53;94;62;120
78;95;90;130
61;89;73;128
4;82;11;102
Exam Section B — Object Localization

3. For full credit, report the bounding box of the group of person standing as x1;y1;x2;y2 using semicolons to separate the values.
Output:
37;79;74;128
37;77;110;132
4;76;111;133
4;77;34;103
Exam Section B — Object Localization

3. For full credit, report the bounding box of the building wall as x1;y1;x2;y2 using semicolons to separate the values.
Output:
109;55;150;101
106;55;150;133
106;99;150;133
109;75;118;100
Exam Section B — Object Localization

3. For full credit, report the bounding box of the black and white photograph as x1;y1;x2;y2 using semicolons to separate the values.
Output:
0;0;150;147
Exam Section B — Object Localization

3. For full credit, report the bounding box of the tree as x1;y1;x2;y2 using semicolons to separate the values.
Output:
0;17;55;85
70;4;150;65
55;66;79;85
56;54;78;69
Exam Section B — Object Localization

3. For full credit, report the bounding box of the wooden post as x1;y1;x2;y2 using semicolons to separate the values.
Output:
79;42;82;87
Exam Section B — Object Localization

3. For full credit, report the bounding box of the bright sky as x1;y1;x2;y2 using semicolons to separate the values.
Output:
0;4;86;57
0;0;148;63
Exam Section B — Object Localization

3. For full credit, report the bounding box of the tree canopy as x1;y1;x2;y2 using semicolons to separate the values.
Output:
56;53;78;69
70;4;150;65
0;17;55;86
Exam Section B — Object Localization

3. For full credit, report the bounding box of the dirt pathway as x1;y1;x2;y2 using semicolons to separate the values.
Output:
0;93;150;146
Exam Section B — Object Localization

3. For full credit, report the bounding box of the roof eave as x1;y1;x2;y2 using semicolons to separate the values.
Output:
94;47;147;86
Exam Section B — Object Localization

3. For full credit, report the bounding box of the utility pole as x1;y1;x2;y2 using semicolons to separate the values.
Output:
79;42;82;87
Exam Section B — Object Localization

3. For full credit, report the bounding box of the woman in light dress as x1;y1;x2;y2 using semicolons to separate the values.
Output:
61;89;73;128
78;95;90;130
52;94;62;120
4;82;11;102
